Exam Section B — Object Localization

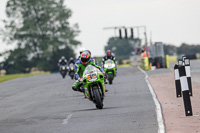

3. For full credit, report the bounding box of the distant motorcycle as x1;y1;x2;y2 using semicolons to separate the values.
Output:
60;65;67;78
104;59;116;84
81;65;106;109
68;63;75;79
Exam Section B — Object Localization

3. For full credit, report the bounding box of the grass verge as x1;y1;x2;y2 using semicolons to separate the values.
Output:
0;72;50;83
118;64;130;68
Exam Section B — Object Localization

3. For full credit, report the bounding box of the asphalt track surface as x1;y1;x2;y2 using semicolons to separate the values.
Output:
0;67;158;133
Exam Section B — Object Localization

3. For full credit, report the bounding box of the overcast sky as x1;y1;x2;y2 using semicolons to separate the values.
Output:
1;0;200;56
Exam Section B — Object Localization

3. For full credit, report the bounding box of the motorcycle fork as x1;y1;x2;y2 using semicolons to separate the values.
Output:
89;82;104;101
97;82;103;96
88;85;93;101
97;82;104;101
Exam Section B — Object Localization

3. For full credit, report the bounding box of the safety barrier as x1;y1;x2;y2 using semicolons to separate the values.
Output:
140;57;149;70
140;55;170;71
139;54;197;71
140;55;170;70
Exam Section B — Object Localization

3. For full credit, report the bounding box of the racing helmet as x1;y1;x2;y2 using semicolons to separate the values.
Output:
79;48;86;55
70;57;74;61
85;50;91;56
106;50;112;58
81;51;91;65
61;56;65;60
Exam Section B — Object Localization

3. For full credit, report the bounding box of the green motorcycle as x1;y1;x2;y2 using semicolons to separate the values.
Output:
81;65;106;109
104;59;116;84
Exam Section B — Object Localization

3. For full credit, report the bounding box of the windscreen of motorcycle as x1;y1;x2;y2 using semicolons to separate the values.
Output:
69;63;74;70
83;65;99;82
104;59;115;69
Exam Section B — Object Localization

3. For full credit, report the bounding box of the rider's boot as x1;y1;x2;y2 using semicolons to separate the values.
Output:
80;86;85;93
72;81;81;91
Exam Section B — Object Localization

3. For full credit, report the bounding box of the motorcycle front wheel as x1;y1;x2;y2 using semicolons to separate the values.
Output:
108;73;113;84
93;87;103;109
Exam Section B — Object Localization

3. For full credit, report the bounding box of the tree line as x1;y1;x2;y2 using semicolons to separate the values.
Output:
0;0;80;74
104;37;141;64
164;43;200;56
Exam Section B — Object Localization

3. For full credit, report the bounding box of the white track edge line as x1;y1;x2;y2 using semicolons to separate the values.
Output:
62;113;73;125
138;66;165;133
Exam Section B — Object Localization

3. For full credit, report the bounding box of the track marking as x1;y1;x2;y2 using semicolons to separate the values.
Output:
138;67;165;133
62;113;73;125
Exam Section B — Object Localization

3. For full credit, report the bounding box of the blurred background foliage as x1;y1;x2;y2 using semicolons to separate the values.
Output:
164;43;200;56
1;0;200;74
0;0;80;74
104;37;141;64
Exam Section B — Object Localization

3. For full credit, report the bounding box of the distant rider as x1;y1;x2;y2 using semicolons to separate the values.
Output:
102;50;117;74
58;56;67;68
72;51;108;92
67;57;75;66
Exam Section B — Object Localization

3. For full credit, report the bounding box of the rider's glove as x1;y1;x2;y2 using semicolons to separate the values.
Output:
78;78;82;82
103;72;107;78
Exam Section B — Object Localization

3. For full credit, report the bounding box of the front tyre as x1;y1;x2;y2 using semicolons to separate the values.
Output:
62;71;66;79
69;72;74;80
93;87;103;109
108;73;113;84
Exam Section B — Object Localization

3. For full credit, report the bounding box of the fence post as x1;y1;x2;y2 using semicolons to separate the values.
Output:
174;64;182;97
178;65;193;116
183;58;193;96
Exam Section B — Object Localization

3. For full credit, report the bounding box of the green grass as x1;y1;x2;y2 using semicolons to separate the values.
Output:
118;64;130;68
0;72;50;83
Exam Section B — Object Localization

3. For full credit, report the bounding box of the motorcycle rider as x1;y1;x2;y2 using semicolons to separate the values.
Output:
102;50;117;74
72;51;108;92
76;48;86;63
68;57;75;66
58;56;67;69
75;48;98;70
75;48;92;63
